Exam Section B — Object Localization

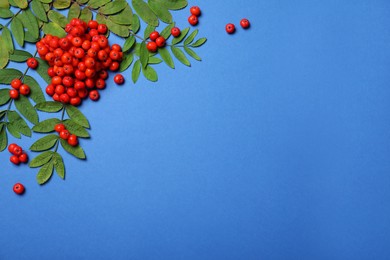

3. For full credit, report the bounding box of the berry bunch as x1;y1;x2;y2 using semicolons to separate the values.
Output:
226;18;251;34
9;78;31;99
146;31;166;53
188;6;201;26
8;143;28;165
54;123;78;146
36;18;123;106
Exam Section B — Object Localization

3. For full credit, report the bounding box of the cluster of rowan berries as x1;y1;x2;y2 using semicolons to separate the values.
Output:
188;6;201;26
146;26;184;52
226;19;251;34
8;143;28;165
9;78;31;99
36;18;123;106
54;123;78;146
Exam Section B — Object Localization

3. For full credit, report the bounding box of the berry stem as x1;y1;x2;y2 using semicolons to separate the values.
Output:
129;30;146;41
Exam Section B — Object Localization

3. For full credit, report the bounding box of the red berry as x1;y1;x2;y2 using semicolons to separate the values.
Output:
155;36;166;47
114;74;124;85
146;41;158;53
97;24;107;34
225;23;236;34
27;57;38;69
149;31;160;41
67;134;78;146
171;27;181;37
89;90;100;101
111;44;122;52
8;143;18;153
188;15;198;26
109;61;119;71
19;153;28;163
46;84;55;96
13;183;25;195
95;78;106;89
9;89;19;99
59;129;70;140
54;123;66;133
11;79;22;89
55;84;65;95
19;84;30;96
240;18;250;29
60;93;70;104
10;155;20;165
13;145;22;156
88;20;98;29
70;97;81;106
190;6;201;16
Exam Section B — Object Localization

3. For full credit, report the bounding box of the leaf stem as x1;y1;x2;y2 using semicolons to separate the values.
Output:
129;30;145;41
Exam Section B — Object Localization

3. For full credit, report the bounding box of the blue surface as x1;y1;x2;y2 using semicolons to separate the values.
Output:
2;0;390;259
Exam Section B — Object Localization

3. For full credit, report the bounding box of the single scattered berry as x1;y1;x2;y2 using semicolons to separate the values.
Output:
10;155;20;165
67;134;78;146
13;183;25;195
27;57;38;69
114;74;124;85
190;6;201;16
149;31;160;41
171;27;181;37
19;153;28;163
146;41;158;53
240;18;250;29
11;79;22;89
19;84;30;96
155;36;166;48
59;129;70;140
226;23;236;34
188;15;198;26
9;89;19;99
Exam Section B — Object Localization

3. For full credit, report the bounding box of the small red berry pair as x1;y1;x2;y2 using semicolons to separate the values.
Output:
8;143;28;165
147;31;166;53
9;78;30;99
54;123;78;146
13;183;25;195
188;6;201;26
226;18;251;34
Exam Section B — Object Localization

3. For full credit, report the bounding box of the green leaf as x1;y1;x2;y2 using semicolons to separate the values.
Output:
36;161;54;185
53;0;70;9
60;138;86;159
35;101;63;112
160;22;174;39
0;89;10;106
65;105;89;128
0;8;13;18
139;41;149;68
67;2;80;20
0;124;7;151
29;151;54;167
158;47;174;69
19;10;39;40
48;10;68;28
171;46;190;66
142;65;158;82
0;68;22;84
109;5;133;25
144;24;155;39
106;19;129;37
13;0;28;9
1;27;13;53
79;7;92;23
42;22;66;37
10;17;24;47
30;134;58;151
23;75;45;104
7;123;21;138
148;0;172;24
31;0;48;22
172;27;189;45
184;46;201;61
9;50;32;62
123;35;135;52
184;29;198;45
131;14;140;33
119;53;134;72
8;110;32;137
52;152;65;179
132;60;141;83
88;0;110;9
39;0;53;3
63;119;90;138
132;0;158;26
99;0;127;15
191;37;207;47
0;0;9;8
32;118;60;133
156;0;187;10
14;95;39;125
35;57;51;84
148;56;162;64
0;36;9;68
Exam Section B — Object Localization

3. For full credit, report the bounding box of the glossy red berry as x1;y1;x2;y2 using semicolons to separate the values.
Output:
11;78;22;89
10;155;20;165
188;15;198;26
13;145;23;156
8;143;18;153
88;20;98;29
89;90;100;101
97;24;107;34
149;31;160;41
226;23;236;34
67;134;78;146
240;18;250;29
59;129;70;140
9;89;19;99
146;41;158;53
27;57;38;69
114;74;124;85
190;6;201;16
19;153;28;163
13;183;25;194
54;123;66;133
155;36;166;47
171;27;181;37
19;84;30;96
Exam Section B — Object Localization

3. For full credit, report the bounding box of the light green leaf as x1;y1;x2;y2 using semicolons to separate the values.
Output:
32;118;60;133
144;24;155;39
60;138;86;159
119;53;134;72
24;75;45;104
36;161;54;185
99;0;127;15
67;2;80;20
35;101;63;112
35;57;51;84
148;0;172;24
31;0;48;22
63;119;90;138
158;47;174;69
0;36;9;69
2;27;13;53
0;0;9;8
65;105;89;128
109;5;133;25
87;0;110;9
0;8;13;18
9;50;32;62
0;68;22;84
13;0;28;9
142;65;158;82
131;14;140;33
160;22;174;39
8;110;32;137
132;0;158;26
191;37;207;47
10;17;24;47
148;56;162;64
42;22;66;37
106;19;129;37
184;29;198;45
48;10;68;28
132;59;141;83
0;89;11;105
123;35;135;52
139;41;149;68
29;151;54;167
19;10;39;40
79;7;92;22
53;0;70;9
39;0;53;3
184;46;201;61
171;46;190;66
53;152;65;179
172;27;189;45
156;0;187;10
0;124;7;151
14;95;39;125
30;134;59;151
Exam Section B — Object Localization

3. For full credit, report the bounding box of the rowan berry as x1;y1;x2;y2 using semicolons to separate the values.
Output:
55;85;65;95
155;36;166;47
146;41;158;53
81;40;91;51
19;153;28;163
60;93;70;103
89;90;100;101
59;38;71;50
46;84;55;96
47;67;56;77
98;37;108;48
54;123;66;133
78;88;88;99
109;50;120;60
62;76;74;87
61;52;72;64
98;50;108;61
74;81;86;90
74;48;85;59
95;78;106;89
13;183;25;195
52;76;62;85
63;64;74;75
67;88;77;98
171;27;181;37
111;44;122;52
226;23;236;34
240;18;250;29
11;79;22;89
74;70;86;80
8;143;18;153
9;89;19;99
10;155;20;165
53;93;61;101
109;61;119;71
19;84;30;96
188;15;198;26
114;74;124;85
70;97;81;106
88;20;98;29
149;31;160;41
98;70;108;80
26;58;38;69
85;78;95;88
59;129;70;140
87;48;97;58
89;29;99;37
68;134;78;146
97;24;107;34
85;68;96;78
190;6;201;16
12;145;23;156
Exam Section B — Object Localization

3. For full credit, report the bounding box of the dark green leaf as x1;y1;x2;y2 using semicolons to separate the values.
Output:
132;0;158;26
48;10;68;28
35;101;63;112
42;22;66;37
191;37;207;47
123;35;135;52
32;118;60;133
139;41;149;68
184;46;201;61
158;47;174;69
171;46;190;66
0;124;7;151
87;0;110;9
148;0;172;24
8;110;31;137
99;0;127;15
36;161;54;185
184;29;198;45
119;53;134;72
106;19;129;37
23;75;45;104
0;88;10;105
10;17;24;47
30;134;58;151
160;22;174;39
19;10;39;40
14;95;39;125
132;60;141;83
67;2;80;20
60;138;86;159
2;27;13;53
144;24;155;39
35;57;51;84
79;7;92;22
53;0;70;9
63;119;90;138
65;105;89;128
0;68;22;84
131;14;140;33
142;65;158;82
13;0;28;9
31;0;48;22
109;5;133;25
9;50;32;62
29;151;53;167
53;152;65;179
0;36;9;68
7;123;21;138
0;8;13;18
172;27;189;45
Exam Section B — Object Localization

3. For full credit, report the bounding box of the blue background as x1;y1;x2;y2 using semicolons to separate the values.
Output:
2;0;390;259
